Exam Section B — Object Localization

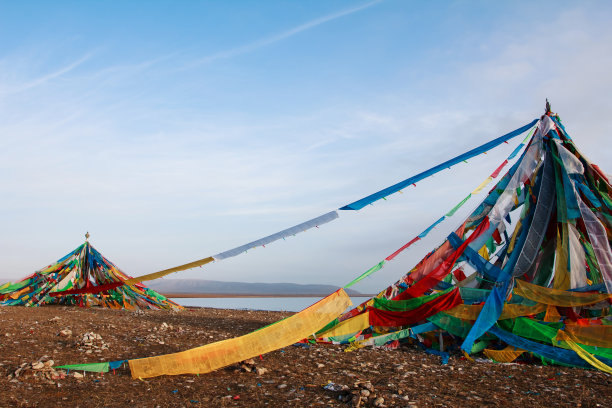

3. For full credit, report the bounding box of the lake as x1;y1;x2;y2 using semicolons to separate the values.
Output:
171;296;372;312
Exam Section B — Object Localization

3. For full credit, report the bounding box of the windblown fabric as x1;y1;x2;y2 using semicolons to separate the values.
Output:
396;218;490;299
565;325;612;348
50;282;123;297
514;279;612;307
488;325;612;369
129;289;351;378
483;346;525;363
445;302;547;320
556;330;612;373
512;151;555;277
368;288;462;327
213;211;339;260
316;310;370;339
123;257;215;284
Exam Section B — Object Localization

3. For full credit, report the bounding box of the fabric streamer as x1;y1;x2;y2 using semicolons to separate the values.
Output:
213;211;339;261
124;257;215;285
556;330;612;373
565;325;612;348
471;177;493;195
129;289;351;378
368;288;462;327
490;160;510;178
418;216;446;239
55;362;110;373
345;261;385;289
385;237;420;261
372;288;453;311
514;279;612;307
397;218;490;299
445;302;547;321
488;325;612;369
50;282;123;297
446;195;471;217
483;346;525;363
316;311;370;339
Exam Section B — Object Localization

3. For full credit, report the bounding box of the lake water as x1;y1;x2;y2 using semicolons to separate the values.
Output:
171;296;372;312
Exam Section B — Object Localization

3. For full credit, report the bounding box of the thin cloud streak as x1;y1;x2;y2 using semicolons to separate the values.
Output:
0;53;93;95
189;0;383;66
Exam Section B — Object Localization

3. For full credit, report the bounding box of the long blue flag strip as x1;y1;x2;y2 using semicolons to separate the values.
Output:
339;119;539;211
213;211;339;261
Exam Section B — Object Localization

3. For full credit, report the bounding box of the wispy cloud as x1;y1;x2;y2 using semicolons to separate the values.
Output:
0;53;92;95
190;0;383;66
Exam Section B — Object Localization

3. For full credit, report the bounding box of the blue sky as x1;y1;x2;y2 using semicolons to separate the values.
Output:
1;0;611;293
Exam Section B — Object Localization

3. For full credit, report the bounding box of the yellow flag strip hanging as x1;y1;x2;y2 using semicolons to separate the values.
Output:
556;330;612;374
483;346;525;363
445;302;547;320
128;289;351;379
124;257;215;285
565;325;612;348
514;279;612;307
316;311;370;339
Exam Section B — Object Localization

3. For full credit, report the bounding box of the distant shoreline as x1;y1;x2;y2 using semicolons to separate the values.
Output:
163;293;376;298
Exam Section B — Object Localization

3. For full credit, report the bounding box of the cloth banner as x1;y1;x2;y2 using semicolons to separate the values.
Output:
512;152;555;278
445;302;547;321
129;289;351;378
483;346;525;363
213;211;339;260
565;325;612;348
368;288;462;327
56;362;110;373
461;279;510;353
317;310;370;339
372;288;453;311
446;194;471;217
418;216;446;239
404;223;467;284
385;237;420;261
489;326;595;369
512;318;612;359
398;218;490;299
514;279;612;307
50;282;123;297
578;195;612;293
124;257;214;284
345;261;385;289
471;177;493;195
556;330;612;373
490;160;510;178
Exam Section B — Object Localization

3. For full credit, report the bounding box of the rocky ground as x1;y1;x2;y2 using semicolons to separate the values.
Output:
0;306;609;408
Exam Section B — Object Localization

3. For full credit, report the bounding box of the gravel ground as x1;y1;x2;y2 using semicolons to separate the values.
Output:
0;306;609;407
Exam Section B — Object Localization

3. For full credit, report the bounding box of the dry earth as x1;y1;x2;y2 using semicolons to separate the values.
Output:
0;306;609;407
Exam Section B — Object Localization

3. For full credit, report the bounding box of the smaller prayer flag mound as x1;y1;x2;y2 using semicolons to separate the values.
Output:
0;240;182;310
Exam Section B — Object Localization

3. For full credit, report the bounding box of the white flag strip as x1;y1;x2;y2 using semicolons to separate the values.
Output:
213;211;340;261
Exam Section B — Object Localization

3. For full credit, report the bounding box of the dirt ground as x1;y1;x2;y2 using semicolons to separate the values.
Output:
0;306;609;408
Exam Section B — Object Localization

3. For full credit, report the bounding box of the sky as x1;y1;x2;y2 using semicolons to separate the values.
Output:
1;0;611;294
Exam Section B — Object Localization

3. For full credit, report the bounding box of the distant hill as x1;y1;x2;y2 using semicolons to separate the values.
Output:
147;279;365;296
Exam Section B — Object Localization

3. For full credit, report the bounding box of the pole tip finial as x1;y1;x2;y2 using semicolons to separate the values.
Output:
545;99;551;115
85;231;90;241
